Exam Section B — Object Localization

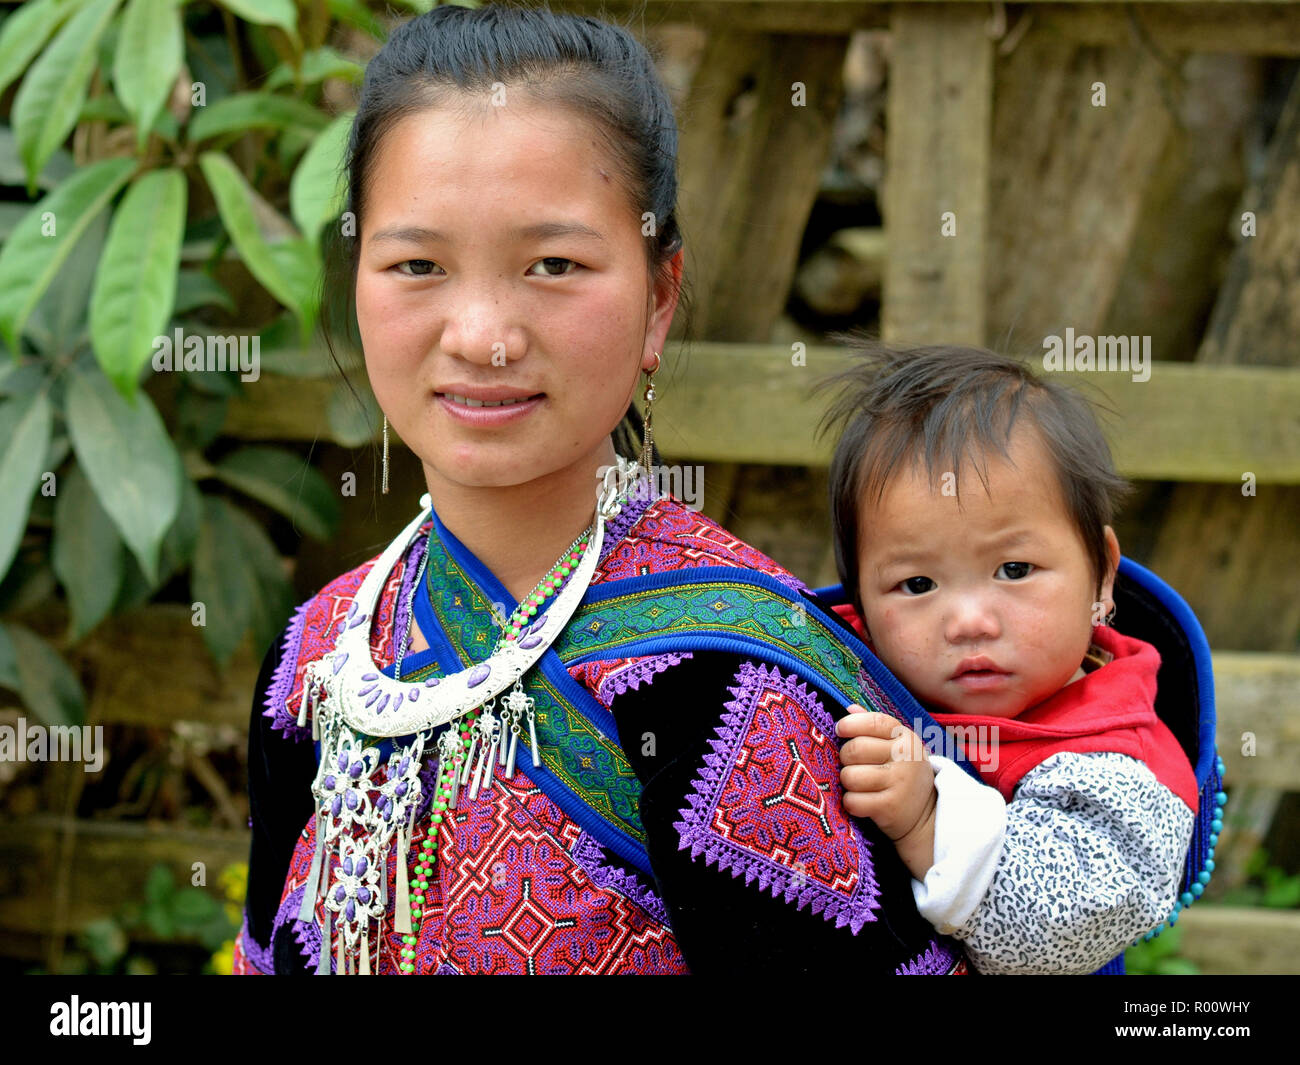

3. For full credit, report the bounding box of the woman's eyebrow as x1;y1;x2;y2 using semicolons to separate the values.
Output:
367;221;606;245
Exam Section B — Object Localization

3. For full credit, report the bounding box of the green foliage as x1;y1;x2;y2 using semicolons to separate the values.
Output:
0;0;364;722
1215;847;1300;909
1124;925;1201;976
27;861;243;975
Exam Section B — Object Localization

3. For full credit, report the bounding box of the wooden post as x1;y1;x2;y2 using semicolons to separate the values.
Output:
883;4;993;345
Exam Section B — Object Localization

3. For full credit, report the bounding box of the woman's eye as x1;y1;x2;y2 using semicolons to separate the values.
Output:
899;576;935;596
395;259;440;277
997;561;1034;580
529;257;579;277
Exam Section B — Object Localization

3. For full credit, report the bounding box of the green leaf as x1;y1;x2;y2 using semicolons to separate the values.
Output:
198;151;305;326
89;168;187;398
5;622;85;726
0;0;86;101
290;110;352;241
173;271;234;316
191;495;253;665
216;0;298;36
0;389;53;579
114;0;183;152
52;463;126;640
27;206;107;362
325;0;385;40
230;502;294;659
264;47;363;91
266;238;321;342
212;446;340;540
64;366;181;584
12;0;122;194
188;91;328;144
0;156;134;352
0;126;75;193
78;917;128;969
0;621;17;690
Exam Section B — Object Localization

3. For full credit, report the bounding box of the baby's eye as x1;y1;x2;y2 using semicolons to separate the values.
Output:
997;561;1034;580
528;257;580;277
898;576;935;596
394;259;441;277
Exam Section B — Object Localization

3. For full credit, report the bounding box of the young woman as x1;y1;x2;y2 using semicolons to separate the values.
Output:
234;3;970;975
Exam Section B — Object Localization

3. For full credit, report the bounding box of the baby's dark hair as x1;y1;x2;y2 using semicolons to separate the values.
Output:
814;335;1133;622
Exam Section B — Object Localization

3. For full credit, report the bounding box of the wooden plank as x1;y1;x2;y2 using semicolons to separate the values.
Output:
1036;3;1300;56
649;347;1300;481
986;26;1175;349
549;0;888;35
215;352;1300;482
1213;652;1300;790
0;815;249;936
1176;906;1300;974
675;29;850;341
883;4;992;344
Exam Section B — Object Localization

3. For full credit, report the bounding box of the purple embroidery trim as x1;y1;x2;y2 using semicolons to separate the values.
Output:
238;912;276;974
599;474;658;562
264;598;312;741
673;661;882;934
593;651;695;709
895;939;961;975
268;883;329;973
572;831;671;925
392;531;429;670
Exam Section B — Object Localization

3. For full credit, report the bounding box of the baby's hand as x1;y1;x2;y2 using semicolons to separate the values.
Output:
836;707;937;877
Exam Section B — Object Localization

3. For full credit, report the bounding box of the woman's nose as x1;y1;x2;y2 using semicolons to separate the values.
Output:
440;297;524;366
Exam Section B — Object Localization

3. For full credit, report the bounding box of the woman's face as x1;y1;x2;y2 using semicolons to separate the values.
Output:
355;97;681;493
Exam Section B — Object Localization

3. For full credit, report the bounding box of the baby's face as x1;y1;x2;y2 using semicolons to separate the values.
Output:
854;425;1119;718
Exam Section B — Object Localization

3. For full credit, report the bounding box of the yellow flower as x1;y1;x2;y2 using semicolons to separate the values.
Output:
211;940;235;975
219;862;248;904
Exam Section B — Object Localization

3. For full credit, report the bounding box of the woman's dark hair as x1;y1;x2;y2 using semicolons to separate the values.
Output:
814;333;1133;623
318;2;690;476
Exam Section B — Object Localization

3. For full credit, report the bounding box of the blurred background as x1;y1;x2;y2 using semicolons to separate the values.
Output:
0;0;1296;975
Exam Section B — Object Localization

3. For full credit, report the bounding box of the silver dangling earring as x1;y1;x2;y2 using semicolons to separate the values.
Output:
639;350;660;475
381;414;389;495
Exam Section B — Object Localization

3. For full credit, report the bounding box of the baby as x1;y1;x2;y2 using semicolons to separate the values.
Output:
818;340;1198;975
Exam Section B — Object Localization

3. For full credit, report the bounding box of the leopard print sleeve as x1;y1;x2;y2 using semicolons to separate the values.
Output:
951;750;1194;975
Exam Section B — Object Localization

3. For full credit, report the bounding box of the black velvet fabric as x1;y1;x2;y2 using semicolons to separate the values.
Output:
243;633;316;974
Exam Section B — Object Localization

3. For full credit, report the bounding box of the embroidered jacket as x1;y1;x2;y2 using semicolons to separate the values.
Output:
233;480;967;975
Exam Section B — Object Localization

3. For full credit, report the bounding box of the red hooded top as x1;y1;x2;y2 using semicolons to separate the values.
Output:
830;606;1198;814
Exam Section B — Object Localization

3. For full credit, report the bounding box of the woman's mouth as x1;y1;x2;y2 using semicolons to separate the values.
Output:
441;392;543;408
434;390;545;424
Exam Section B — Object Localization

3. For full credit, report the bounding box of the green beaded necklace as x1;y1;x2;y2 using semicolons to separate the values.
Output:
395;525;592;972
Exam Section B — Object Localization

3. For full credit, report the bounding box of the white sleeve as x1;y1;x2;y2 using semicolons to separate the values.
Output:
911;753;1008;932
948;750;1195;975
